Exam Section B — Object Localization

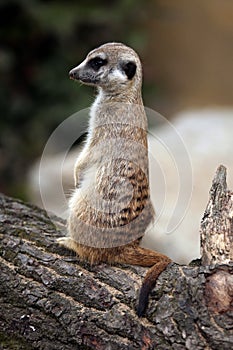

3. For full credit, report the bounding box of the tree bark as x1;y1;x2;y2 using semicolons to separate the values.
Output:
201;165;233;265
0;166;232;350
200;165;233;315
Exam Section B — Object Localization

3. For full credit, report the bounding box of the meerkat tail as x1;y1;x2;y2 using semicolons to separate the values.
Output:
115;245;170;266
113;245;171;316
137;258;171;317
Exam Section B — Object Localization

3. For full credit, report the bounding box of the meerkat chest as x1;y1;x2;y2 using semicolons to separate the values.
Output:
79;97;150;208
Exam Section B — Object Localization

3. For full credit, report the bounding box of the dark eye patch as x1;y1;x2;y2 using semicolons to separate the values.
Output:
121;61;137;80
88;57;108;71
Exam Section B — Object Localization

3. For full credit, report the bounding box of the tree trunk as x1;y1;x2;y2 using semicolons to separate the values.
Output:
0;166;232;350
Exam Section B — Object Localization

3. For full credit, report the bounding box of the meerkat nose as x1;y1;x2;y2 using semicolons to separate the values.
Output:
69;68;79;80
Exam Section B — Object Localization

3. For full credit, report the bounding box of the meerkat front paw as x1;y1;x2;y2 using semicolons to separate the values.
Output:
57;237;73;249
57;237;80;255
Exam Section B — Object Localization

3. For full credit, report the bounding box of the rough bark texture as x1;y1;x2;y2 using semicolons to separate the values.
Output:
200;165;233;315
201;165;233;265
0;167;232;350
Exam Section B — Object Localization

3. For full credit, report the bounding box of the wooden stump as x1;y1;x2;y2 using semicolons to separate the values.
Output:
201;165;233;265
200;165;233;315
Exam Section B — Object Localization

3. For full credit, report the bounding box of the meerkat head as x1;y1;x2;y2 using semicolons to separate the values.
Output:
69;42;142;93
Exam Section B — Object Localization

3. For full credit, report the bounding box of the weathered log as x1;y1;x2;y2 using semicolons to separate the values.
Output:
0;166;232;350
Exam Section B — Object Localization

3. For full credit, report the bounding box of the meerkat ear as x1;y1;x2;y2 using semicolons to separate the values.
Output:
121;61;137;80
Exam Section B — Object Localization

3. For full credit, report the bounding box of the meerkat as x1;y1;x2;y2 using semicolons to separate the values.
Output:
58;42;171;316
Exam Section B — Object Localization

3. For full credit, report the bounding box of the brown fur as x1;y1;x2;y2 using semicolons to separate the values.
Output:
58;43;171;316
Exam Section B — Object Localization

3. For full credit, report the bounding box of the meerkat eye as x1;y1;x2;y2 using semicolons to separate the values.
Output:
88;57;108;71
120;61;137;80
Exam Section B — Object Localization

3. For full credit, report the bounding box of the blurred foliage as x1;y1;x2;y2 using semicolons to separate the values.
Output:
0;0;147;199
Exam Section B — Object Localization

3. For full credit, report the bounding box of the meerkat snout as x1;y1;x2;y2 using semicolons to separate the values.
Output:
69;68;79;80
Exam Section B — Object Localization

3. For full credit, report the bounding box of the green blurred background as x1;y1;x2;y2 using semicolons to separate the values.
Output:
0;0;233;200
